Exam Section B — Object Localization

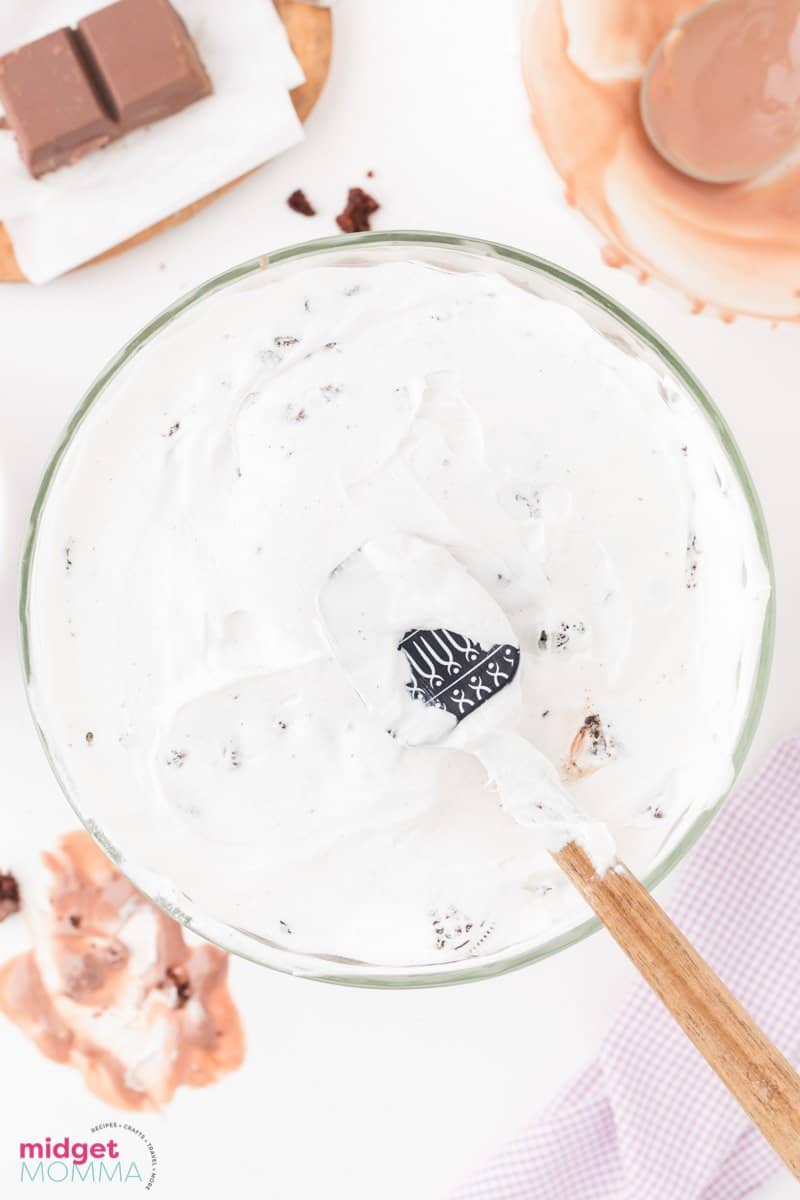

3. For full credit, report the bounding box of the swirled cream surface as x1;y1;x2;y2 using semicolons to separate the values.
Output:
27;260;770;967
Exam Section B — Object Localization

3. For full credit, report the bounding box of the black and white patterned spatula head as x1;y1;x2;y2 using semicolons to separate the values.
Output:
318;534;523;748
399;628;520;724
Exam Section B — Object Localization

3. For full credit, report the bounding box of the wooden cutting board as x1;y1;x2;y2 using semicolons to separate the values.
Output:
0;1;332;283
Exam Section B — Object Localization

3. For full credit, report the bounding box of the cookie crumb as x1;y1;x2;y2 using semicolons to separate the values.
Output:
565;712;616;779
686;533;701;590
336;187;380;234
164;964;191;1008
287;189;316;217
431;906;494;956
0;872;20;922
554;620;586;651
85;731;94;745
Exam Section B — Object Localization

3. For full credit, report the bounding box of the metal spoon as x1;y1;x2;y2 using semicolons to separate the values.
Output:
640;0;800;184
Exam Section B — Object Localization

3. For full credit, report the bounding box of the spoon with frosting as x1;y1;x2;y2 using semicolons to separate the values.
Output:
319;533;800;1178
641;0;800;183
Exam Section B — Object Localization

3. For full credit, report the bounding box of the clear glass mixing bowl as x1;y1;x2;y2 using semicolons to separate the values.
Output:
19;232;775;987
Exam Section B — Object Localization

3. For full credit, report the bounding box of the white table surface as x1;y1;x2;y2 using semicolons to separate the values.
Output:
0;2;797;1196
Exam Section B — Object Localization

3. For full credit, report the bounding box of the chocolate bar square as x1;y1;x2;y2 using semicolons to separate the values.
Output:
77;0;212;133
0;28;116;177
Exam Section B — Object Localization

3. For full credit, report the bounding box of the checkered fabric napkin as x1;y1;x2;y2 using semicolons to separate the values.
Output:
454;739;800;1199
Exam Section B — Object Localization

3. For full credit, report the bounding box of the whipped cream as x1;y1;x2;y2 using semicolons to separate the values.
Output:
27;258;770;966
318;532;617;868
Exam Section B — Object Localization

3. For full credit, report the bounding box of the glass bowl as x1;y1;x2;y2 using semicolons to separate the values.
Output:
19;232;775;987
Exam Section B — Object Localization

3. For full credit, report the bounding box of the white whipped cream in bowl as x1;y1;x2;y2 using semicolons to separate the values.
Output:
20;233;774;986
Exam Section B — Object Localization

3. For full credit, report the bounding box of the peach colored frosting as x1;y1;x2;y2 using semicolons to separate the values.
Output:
523;0;800;320
0;833;244;1110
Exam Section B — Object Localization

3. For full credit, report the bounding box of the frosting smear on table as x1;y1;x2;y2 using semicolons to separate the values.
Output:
27;259;769;966
0;832;244;1107
523;0;800;321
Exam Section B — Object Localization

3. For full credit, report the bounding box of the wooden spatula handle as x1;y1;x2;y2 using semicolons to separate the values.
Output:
554;840;800;1178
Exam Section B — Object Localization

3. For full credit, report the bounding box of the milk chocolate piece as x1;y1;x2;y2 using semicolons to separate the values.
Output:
0;29;116;177
77;0;212;133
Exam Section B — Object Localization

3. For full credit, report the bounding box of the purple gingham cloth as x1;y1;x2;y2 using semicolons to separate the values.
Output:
455;739;800;1200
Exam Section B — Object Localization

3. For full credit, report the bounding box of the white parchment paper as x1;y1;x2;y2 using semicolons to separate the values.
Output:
0;0;306;283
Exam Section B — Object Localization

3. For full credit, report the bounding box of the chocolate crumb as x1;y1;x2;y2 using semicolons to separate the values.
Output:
554;623;570;649
431;906;494;956
584;715;610;757
565;712;616;779
583;714;604;749
277;720;287;731
686;533;701;590
366;169;374;178
287;188;316;217
0;872;20;922
69;913;82;928
538;630;549;650
164;964;191;1008
514;489;541;518
336;187;380;234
